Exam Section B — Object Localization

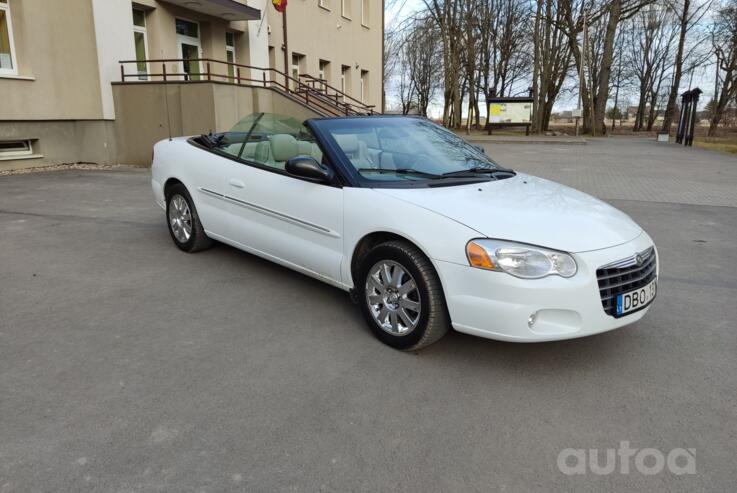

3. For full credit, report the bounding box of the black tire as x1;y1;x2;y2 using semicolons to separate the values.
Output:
165;184;213;253
357;240;449;351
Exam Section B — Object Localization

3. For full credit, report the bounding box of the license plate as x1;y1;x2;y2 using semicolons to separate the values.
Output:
616;279;657;316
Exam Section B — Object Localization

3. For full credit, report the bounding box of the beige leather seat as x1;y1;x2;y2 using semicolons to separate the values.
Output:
241;142;259;159
334;134;373;168
298;141;324;162
269;134;300;169
254;140;271;163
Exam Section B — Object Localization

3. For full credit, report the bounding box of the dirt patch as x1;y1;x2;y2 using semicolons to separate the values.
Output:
0;163;145;177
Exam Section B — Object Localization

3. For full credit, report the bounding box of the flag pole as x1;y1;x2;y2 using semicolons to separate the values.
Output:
282;7;289;91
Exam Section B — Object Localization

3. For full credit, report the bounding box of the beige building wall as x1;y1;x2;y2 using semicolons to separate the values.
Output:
265;0;383;111
112;82;321;165
0;0;384;170
0;0;105;120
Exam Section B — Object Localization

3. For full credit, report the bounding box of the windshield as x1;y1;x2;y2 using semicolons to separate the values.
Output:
316;117;506;182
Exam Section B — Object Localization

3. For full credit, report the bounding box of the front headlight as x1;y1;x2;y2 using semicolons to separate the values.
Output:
466;239;577;279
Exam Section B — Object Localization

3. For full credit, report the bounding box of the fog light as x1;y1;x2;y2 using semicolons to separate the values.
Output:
528;313;537;328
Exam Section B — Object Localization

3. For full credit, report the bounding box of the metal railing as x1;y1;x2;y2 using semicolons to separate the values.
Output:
118;58;377;117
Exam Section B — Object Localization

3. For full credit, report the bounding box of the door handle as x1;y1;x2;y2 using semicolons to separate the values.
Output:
229;179;245;189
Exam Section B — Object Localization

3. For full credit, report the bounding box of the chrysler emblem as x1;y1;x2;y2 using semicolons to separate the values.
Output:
635;254;643;266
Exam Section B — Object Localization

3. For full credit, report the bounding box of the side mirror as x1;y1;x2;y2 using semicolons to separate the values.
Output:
472;144;486;155
285;156;335;183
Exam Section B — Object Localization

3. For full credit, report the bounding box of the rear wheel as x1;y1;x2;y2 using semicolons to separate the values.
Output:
357;240;449;350
165;184;213;253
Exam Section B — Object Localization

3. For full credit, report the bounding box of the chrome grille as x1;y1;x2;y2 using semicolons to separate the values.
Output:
597;247;657;317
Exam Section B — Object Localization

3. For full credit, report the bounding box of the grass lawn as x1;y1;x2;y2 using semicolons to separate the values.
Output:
692;137;737;154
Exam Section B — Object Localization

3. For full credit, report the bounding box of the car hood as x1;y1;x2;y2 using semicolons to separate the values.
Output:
375;173;642;253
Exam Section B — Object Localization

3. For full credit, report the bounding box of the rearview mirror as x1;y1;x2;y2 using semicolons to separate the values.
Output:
285;156;335;183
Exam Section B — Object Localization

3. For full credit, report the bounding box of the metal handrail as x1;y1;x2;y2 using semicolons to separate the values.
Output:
118;57;376;116
298;73;376;110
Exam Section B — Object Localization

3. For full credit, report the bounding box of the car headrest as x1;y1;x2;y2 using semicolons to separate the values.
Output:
298;141;314;155
270;134;298;162
334;134;359;154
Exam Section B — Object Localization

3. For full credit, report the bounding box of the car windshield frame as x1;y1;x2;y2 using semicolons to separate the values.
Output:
307;115;513;188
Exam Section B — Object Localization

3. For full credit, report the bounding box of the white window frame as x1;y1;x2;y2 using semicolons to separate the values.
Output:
360;70;369;103
291;53;305;91
0;0;19;76
361;0;369;27
341;0;350;19
225;31;236;79
176;17;202;81
132;8;149;81
340;66;349;101
0;139;33;158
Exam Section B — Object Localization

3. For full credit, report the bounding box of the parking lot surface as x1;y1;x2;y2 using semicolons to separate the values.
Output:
1;138;735;492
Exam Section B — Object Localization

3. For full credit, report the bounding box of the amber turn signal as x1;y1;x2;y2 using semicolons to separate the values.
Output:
466;241;496;270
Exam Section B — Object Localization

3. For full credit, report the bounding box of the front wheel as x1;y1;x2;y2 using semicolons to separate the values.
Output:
357;240;449;351
165;184;213;253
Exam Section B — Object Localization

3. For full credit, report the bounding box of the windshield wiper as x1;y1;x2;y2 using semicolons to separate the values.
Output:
357;168;441;179
441;167;516;178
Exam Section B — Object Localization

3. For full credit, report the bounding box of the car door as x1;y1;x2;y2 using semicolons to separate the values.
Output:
208;115;344;285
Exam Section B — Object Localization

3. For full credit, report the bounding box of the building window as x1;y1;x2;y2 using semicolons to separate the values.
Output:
226;32;236;80
361;0;369;27
0;0;18;75
291;53;304;91
318;59;330;92
132;8;149;80
360;69;369;103
176;19;201;81
176;18;199;38
341;0;351;19
0;140;33;158
340;64;351;100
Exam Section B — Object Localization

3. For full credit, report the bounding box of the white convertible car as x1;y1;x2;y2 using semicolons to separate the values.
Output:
152;113;657;350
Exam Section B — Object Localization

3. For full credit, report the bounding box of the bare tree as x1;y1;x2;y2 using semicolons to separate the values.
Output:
561;0;656;135
405;17;443;116
624;5;678;131
532;0;574;133
661;0;713;133
709;0;737;135
423;0;465;127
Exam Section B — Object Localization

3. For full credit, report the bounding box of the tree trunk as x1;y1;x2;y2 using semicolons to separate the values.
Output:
594;0;622;136
568;28;593;134
531;0;543;133
661;0;689;134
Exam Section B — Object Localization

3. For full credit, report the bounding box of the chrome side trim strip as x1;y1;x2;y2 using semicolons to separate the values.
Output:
199;187;340;238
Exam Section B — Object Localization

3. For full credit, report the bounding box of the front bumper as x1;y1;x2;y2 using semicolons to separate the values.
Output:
436;232;657;342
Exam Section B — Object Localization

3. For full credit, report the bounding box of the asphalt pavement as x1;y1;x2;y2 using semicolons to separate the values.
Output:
1;137;735;492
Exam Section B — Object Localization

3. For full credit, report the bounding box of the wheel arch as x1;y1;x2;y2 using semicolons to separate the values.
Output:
163;177;186;198
349;231;441;290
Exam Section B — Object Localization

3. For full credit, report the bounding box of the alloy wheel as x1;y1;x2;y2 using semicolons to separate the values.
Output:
168;194;193;243
365;260;421;336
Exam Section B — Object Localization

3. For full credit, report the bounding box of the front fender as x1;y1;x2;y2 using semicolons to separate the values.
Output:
341;188;479;289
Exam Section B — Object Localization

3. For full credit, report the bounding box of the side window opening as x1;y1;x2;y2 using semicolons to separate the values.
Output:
214;113;324;171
